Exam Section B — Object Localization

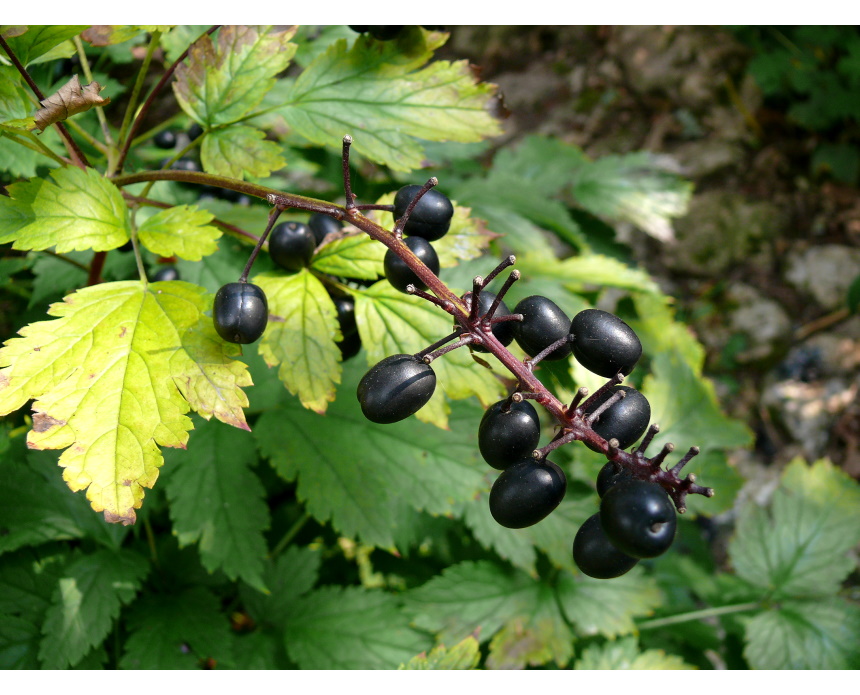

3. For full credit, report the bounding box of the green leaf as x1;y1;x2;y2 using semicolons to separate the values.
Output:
254;361;485;548
0;614;40;668
278;34;502;171
240;545;321;627
357;282;504;429
729;458;860;597
80;26;143;46
173;25;297;127
0;168;129;251
285;586;431;669
489;134;589;197
0;548;69;619
1;26;86;66
642;351;752;515
555;570;662;638
201;126;286;179
120;587;234;669
630;291;705;374
742;598;860;669
399;635;481;670
136;204;221;261
570;152;693;242
255;269;342;414
38;549;149;669
575;636;695;669
163;417;270;592
517;251;661;295
311;233;385;280
0;281;253;524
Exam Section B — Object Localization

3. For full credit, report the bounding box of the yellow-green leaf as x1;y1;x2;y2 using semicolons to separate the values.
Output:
312;233;385;281
200;125;286;180
278;33;502;171
136;204;221;261
0;167;129;251
399;635;481;670
0;281;252;524
173;25;297;127
255;270;341;414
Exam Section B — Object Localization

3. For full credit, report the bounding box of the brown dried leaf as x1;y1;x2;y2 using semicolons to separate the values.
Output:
34;75;110;131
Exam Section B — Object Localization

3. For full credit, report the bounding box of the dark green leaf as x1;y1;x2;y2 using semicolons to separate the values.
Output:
2;26;85;66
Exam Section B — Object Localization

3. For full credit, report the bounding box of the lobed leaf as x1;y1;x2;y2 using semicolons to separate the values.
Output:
173;25;297;127
729;458;860;597
399;635;481;670
0;281;252;524
0;167;129;252
284;586;431;669
201;125;286;180
574;636;695;669
163;417;270;592
38;549;149;669
277;34;502;171
136;204;221;261
311;232;385;280
255;269;342;414
1;26;85;66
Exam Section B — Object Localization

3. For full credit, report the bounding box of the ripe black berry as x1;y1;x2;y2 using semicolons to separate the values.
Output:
570;309;642;378
269;221;316;272
512;295;572;361
338;331;362;360
213;282;268;344
309;213;343;245
583;385;651;452
333;295;357;337
478;399;541;470
384;236;440;293
600;479;677;559
489;459;566;529
154;130;177;149
188;123;204;140
152;266;180;282
573;513;639;579
357;354;436;424
458;290;516;353
595;461;633;498
393;185;455;241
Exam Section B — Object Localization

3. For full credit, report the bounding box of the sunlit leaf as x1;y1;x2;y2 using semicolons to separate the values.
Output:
137;204;221;261
399;635;481;670
201;126;286;180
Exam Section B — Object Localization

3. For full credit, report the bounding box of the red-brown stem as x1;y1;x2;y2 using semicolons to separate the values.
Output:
239;206;284;282
115;25;221;174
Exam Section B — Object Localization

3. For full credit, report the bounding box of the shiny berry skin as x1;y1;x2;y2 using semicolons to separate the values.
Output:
596;460;633;497
213;282;268;344
333;296;357;337
154;130;177;149
308;213;343;245
384;236;440;293
152;266;180;282
393;185;455;241
458;290;516;353
512;295;572;361
600;479;677;559
269;221;316;272
489;459;566;529
573;513;639;579
570;309;642;377
357;354;436;424
479;399;541;470
583;385;651;452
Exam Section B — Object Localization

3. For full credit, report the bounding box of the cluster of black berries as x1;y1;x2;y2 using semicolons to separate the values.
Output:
212;212;347;346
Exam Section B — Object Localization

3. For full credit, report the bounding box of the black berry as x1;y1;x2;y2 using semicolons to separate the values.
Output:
332;295;357;337
384;236;440;293
570;309;642;378
573;513;639;579
309;213;343;245
478;399;541;470
393;185;454;241
583;385;651;452
489;459;566;529
512;295;572;361
213;282;268;344
338;331;362;360
188;123;204;141
154;130;177;149
600;479;677;559
269;221;316;272
357;354;436;424
152;266;180;282
595;461;633;498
